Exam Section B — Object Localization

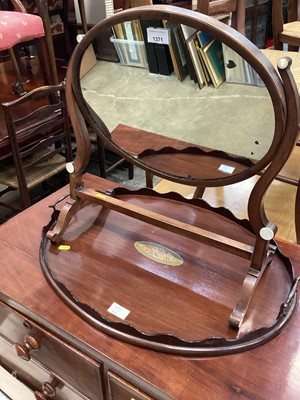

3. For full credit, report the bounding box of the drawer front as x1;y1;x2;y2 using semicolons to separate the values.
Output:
0;301;103;400
107;371;155;400
0;335;85;399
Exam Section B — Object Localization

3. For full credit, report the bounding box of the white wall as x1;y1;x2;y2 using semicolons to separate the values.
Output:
74;0;112;25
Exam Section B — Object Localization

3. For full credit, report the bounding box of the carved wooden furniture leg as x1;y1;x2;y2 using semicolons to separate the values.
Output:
46;199;84;244
0;6;45;94
8;48;26;94
193;186;205;198
146;171;154;188
229;261;270;329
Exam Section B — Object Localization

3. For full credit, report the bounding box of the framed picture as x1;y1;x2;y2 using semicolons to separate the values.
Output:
110;36;148;68
197;30;212;47
111;20;148;68
186;34;209;88
180;24;197;40
164;21;189;81
201;39;225;88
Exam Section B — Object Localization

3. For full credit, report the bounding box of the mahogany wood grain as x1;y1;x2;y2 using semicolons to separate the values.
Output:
0;297;103;400
43;181;291;340
76;186;254;259
107;371;154;400
65;3;298;329
0;174;299;399
154;176;299;243
111;124;255;182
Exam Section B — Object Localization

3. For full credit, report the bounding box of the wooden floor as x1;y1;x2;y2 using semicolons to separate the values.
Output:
154;163;299;243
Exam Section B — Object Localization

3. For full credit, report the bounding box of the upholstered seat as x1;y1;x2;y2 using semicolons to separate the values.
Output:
0;1;57;94
0;11;44;50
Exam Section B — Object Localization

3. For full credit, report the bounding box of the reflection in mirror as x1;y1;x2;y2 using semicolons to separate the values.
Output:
80;20;275;180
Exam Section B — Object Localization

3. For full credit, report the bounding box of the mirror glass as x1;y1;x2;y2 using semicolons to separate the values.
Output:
79;18;275;181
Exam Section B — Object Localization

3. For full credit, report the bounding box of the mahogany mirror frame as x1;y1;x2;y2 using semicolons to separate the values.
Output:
41;5;299;355
68;6;289;187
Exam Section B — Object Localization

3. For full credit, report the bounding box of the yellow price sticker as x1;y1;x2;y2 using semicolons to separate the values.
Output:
58;245;71;251
96;193;106;200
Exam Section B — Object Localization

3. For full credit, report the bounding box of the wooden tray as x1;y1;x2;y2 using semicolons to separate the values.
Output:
40;189;296;355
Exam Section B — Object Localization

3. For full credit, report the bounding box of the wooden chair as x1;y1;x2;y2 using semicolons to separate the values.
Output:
272;0;300;51
0;0;57;94
88;129;134;181
123;0;153;7
196;0;246;34
0;82;72;212
22;0;73;62
124;1;246;35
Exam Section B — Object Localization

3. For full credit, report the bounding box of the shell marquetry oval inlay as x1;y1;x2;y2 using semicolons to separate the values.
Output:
134;241;184;266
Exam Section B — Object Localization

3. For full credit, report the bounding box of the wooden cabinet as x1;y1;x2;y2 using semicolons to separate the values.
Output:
0;299;159;400
0;301;103;399
107;372;155;400
0;336;85;399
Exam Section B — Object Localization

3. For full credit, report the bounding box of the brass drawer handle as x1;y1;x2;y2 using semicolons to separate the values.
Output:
34;378;59;399
13;333;40;361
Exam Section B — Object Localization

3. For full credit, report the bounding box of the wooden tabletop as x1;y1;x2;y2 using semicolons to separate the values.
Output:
0;173;299;400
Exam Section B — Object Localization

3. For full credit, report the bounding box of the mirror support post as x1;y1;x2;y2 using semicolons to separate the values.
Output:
230;234;274;329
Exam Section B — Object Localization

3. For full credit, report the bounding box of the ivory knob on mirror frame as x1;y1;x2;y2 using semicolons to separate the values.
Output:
66;162;75;174
277;57;289;69
260;227;275;241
